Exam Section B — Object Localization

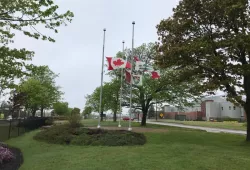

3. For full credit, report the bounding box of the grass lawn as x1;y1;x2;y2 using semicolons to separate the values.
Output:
156;119;246;131
6;120;250;170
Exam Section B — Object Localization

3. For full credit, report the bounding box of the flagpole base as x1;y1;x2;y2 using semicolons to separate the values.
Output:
128;127;132;131
118;124;121;128
97;125;101;129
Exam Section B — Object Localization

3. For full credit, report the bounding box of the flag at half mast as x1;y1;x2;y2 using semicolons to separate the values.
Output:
106;57;131;70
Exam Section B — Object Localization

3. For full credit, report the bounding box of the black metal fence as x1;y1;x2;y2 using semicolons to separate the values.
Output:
0;117;49;141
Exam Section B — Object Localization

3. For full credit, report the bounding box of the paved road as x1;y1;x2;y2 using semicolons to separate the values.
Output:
147;121;246;135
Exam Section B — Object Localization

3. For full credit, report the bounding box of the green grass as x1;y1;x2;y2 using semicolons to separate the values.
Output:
6;120;250;170
156;119;246;131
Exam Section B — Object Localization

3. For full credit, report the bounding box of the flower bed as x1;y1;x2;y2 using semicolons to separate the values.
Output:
0;143;23;170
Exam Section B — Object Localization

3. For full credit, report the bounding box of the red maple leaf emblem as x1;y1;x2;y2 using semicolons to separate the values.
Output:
152;72;160;79
113;59;124;66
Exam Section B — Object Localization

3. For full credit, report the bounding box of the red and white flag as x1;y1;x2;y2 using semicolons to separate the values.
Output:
125;70;142;86
151;71;160;79
134;56;140;61
106;57;131;70
125;70;132;83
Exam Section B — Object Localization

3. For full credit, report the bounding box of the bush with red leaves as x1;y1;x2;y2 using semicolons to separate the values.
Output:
0;147;14;164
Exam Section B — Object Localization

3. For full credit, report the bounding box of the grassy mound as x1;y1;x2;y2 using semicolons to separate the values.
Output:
34;125;146;146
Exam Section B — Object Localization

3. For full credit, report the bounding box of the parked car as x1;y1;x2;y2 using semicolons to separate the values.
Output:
123;117;134;121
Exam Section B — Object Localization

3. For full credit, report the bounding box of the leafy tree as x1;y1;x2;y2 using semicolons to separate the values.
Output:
8;91;27;118
85;79;120;122
0;0;73;90
68;107;73;115
112;43;201;126
53;102;69;115
82;106;92;118
156;0;250;141
30;66;62;116
71;107;80;115
19;78;44;116
19;66;62;116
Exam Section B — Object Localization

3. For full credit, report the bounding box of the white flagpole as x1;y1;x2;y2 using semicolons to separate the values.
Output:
128;21;135;131
97;28;106;129
118;41;125;128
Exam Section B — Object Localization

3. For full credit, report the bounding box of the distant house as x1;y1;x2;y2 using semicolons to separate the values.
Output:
162;95;245;121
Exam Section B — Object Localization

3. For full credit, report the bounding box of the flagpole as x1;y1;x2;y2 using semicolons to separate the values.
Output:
128;21;135;131
118;41;125;128
97;28;106;129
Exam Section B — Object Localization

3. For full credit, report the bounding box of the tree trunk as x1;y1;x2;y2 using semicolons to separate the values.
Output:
32;109;36;117
101;111;103;121
245;99;250;141
113;111;117;122
141;109;148;126
41;108;44;117
243;75;250;141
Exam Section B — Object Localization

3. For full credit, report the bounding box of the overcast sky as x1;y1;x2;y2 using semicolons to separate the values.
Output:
12;0;180;109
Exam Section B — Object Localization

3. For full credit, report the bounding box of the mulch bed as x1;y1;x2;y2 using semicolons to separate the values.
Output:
0;147;23;170
88;126;169;133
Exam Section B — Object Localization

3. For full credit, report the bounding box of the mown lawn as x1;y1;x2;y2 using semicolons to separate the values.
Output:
6;120;250;170
156;119;246;131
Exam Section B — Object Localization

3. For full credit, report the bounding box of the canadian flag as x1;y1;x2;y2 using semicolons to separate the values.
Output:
106;57;131;70
151;71;160;79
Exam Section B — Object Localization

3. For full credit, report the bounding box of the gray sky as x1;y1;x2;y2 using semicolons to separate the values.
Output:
12;0;180;109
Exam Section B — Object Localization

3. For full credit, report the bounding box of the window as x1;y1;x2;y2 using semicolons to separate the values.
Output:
221;107;223;110
233;106;236;110
229;106;231;110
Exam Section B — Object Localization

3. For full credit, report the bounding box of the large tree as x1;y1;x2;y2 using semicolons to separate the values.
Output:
19;66;62;116
53;102;69;116
116;43;201;126
156;0;250;140
0;0;73;90
85;79;120;122
19;78;45;116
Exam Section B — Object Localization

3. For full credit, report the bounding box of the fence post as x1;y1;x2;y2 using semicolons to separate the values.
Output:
8;119;12;139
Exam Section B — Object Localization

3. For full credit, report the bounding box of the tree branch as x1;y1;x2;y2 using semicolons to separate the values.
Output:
0;16;61;22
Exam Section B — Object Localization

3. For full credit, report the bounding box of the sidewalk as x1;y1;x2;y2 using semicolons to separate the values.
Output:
147;121;246;135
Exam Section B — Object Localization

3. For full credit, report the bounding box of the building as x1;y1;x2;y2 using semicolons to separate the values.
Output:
201;95;245;120
162;95;245;121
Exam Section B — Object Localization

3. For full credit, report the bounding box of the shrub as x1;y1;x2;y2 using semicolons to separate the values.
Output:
34;125;146;146
52;116;68;121
21;117;49;130
68;114;82;128
45;118;54;126
71;108;80;115
0;147;14;164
